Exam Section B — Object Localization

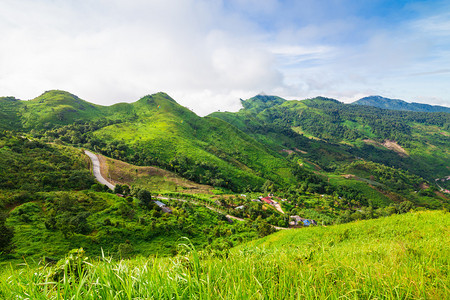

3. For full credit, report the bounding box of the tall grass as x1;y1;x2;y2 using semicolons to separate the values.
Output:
1;210;449;299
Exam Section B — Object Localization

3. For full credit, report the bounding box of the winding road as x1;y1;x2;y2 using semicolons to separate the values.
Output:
84;150;115;190
84;150;288;229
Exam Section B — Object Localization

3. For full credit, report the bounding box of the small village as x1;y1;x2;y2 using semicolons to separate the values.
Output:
115;189;317;229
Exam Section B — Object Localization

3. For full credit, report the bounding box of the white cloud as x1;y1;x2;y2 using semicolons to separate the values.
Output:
0;0;449;113
0;0;283;114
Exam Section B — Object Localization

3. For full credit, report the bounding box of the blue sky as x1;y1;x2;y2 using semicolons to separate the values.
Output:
0;0;449;114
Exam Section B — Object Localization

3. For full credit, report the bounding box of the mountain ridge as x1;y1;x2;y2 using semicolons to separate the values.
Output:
353;95;450;113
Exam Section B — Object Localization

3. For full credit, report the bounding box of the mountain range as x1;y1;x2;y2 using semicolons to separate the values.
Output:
352;95;450;113
1;90;449;193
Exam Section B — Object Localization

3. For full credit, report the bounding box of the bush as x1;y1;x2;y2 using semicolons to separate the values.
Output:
49;248;90;281
137;189;152;208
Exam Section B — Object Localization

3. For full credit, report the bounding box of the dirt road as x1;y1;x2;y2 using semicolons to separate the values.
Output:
84;150;115;190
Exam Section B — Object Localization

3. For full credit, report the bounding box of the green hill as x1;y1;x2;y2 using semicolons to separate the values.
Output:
2;90;449;214
1;210;448;299
20;90;107;129
353;95;450;113
39;92;297;192
211;95;450;182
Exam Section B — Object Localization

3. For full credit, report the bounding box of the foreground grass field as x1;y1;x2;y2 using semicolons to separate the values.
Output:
1;210;449;299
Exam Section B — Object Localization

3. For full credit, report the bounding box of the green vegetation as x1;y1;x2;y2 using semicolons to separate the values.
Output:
1;90;449;270
353;95;450;113
3;190;258;262
1;211;448;299
0;132;94;192
0;132;261;263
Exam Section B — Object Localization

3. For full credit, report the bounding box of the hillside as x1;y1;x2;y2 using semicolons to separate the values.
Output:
211;95;450;183
32;91;297;192
0;132;261;261
2;210;448;299
0;91;108;131
353;95;450;113
96;153;213;194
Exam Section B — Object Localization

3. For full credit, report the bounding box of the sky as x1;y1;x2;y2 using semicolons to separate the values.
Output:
1;0;449;115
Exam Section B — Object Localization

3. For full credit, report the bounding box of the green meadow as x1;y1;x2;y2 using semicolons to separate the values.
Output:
1;210;448;299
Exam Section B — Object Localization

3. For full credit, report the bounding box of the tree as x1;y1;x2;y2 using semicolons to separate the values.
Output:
114;184;123;194
256;217;276;237
262;180;275;193
137;189;152;208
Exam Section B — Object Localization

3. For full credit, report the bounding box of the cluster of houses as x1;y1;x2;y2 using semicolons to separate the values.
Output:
289;216;317;227
118;191;318;227
253;194;317;227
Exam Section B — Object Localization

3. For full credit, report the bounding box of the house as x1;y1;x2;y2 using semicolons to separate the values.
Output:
154;200;166;207
289;215;317;227
153;200;172;213
235;205;245;210
261;197;274;205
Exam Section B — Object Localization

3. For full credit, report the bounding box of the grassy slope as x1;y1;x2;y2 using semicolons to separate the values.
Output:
1;210;448;299
93;93;295;190
98;154;213;194
19;90;107;129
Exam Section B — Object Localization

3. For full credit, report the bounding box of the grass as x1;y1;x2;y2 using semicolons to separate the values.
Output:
1;210;448;299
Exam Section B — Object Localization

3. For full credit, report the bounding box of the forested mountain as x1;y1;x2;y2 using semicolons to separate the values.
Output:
353;95;450;113
211;95;449;181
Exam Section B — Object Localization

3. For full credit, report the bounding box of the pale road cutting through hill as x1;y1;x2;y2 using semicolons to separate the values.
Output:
84;150;288;230
84;150;115;190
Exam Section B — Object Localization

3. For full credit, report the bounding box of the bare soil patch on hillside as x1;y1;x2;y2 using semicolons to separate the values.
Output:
98;154;213;194
382;140;408;156
363;139;408;157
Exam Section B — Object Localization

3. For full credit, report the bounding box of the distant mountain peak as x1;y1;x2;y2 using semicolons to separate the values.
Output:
352;96;450;113
240;94;286;113
36;89;80;100
312;96;341;103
